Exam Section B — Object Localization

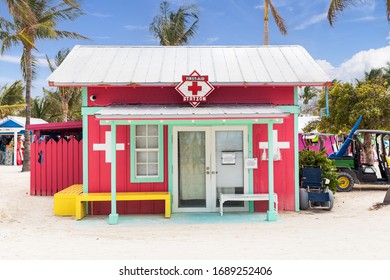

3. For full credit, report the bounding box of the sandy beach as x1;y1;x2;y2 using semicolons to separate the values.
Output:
1;165;389;260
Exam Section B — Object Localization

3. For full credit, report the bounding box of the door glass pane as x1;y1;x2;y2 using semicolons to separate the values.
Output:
178;131;206;208
215;131;244;208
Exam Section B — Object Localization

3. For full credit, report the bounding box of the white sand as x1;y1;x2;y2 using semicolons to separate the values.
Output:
1;165;390;260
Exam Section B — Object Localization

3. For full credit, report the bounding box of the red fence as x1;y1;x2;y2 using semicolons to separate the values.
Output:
30;138;82;196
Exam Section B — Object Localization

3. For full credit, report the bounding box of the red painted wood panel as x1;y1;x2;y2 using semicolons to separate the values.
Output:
88;120;168;215
50;139;58;195
88;86;294;107
46;139;52;195
30;139;37;195
30;138;83;196
252;115;296;211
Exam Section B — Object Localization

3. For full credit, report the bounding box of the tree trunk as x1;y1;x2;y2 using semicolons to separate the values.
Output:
62;100;68;122
263;1;269;45
362;133;374;166
22;47;32;172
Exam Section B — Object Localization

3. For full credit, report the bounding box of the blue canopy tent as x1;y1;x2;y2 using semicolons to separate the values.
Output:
0;116;47;165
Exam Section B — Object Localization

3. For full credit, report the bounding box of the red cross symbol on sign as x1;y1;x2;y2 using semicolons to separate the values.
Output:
175;70;215;107
188;82;202;95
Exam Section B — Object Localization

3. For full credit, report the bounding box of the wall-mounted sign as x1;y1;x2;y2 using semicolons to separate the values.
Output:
175;70;215;107
244;158;258;169
222;153;236;165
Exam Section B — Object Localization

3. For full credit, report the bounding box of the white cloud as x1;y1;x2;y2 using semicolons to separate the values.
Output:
205;37;219;44
124;25;148;31
317;46;390;82
88;12;111;18
254;4;264;10
0;54;20;64
294;12;327;30
0;54;48;67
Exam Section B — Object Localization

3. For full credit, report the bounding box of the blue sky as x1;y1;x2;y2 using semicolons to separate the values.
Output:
0;0;389;95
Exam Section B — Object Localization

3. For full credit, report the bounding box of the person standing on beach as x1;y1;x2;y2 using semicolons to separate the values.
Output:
0;137;5;165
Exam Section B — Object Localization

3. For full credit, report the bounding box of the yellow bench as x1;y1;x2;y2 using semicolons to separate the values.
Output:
54;184;83;216
75;192;171;220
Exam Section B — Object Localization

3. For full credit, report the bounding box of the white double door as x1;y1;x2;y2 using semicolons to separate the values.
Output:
172;126;248;213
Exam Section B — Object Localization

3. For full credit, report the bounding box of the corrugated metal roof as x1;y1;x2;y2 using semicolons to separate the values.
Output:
95;104;289;119
48;45;329;87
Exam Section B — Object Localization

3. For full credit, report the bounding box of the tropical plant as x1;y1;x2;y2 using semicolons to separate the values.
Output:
315;80;390;165
30;95;60;121
46;48;82;122
149;1;199;46
328;0;390;26
262;0;287;45
0;80;25;118
43;87;81;122
299;149;338;193
300;86;319;105
0;0;88;172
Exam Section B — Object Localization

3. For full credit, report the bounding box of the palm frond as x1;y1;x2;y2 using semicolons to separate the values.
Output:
328;0;354;27
0;80;25;105
269;0;287;35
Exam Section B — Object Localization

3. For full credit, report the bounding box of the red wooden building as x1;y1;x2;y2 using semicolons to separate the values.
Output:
28;121;82;195
48;45;329;224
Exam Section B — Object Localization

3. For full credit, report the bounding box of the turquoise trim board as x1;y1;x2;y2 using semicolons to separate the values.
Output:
266;122;277;221
294;112;300;212
248;125;255;213
82;107;104;116
167;126;173;211
109;124;119;225
82;87;88;107
294;86;300;212
82;88;89;194
130;124;164;183
277;105;299;114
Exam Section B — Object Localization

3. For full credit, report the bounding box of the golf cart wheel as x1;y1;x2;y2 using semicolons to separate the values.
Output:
337;172;354;192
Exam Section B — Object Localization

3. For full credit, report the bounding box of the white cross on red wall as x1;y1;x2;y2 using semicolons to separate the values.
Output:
93;131;125;163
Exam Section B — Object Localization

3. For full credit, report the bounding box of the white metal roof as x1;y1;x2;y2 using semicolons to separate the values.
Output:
0;116;47;127
48;45;329;87
95;105;289;120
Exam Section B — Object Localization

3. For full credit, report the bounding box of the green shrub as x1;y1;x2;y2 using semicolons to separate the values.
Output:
299;149;338;193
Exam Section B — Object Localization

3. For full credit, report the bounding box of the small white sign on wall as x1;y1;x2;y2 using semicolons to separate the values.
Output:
245;158;258;169
222;153;236;165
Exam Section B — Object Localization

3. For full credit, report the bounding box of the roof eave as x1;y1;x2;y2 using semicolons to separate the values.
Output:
48;81;331;88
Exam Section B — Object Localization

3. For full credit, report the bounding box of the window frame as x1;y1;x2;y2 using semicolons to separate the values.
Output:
130;124;164;183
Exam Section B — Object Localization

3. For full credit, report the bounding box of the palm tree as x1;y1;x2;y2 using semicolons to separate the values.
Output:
300;86;319;105
149;1;199;46
0;0;88;172
0;80;25;118
263;0;287;45
328;0;390;26
30;95;60;121
46;48;82;122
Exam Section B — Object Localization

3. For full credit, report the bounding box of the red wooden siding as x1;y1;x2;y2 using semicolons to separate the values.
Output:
87;86;294;107
87;116;168;215
252;115;296;211
30;138;83;196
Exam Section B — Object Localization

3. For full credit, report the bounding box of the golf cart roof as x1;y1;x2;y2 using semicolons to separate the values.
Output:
354;129;390;135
